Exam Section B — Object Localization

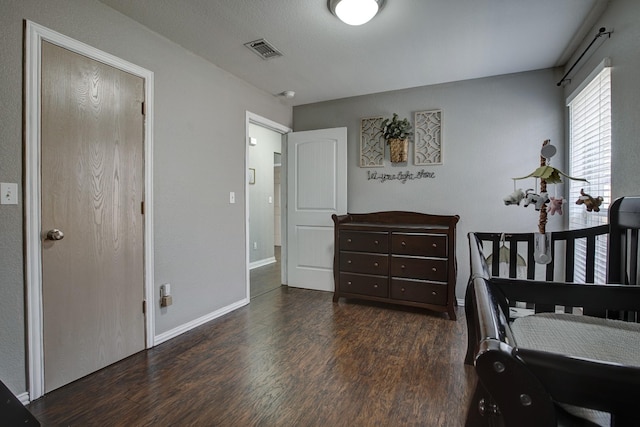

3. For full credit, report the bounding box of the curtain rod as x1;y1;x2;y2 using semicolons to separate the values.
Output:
557;27;612;87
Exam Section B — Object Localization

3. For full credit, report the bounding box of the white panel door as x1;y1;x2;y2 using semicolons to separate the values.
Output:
287;128;347;291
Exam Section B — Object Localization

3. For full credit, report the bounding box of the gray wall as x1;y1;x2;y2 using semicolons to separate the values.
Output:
0;0;291;395
561;0;640;198
293;69;567;303
248;124;282;264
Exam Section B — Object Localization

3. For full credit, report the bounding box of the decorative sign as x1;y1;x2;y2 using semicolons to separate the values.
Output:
414;110;442;165
366;169;436;184
360;116;385;167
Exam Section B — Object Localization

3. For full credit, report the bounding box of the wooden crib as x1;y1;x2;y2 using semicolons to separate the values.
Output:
464;196;640;426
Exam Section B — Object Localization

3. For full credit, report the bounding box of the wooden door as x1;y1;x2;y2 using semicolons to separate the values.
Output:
41;41;145;392
286;128;347;291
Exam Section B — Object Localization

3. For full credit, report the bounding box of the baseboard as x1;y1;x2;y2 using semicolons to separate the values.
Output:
18;391;30;405
154;298;249;345
249;256;276;270
457;297;465;307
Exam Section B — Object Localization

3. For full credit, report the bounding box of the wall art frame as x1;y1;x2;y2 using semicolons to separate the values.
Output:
359;116;385;167
414;109;443;165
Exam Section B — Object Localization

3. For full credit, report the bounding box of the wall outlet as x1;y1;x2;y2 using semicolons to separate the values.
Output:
0;183;18;205
160;283;171;297
253;242;258;250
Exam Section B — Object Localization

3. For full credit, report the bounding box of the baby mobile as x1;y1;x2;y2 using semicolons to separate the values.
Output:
502;139;603;264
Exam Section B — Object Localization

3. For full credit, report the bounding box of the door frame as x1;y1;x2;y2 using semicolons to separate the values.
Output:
245;112;291;298
24;21;155;401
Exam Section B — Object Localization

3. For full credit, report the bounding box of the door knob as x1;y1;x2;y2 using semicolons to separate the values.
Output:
46;229;64;241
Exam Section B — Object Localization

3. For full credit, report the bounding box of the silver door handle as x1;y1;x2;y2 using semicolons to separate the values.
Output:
46;229;64;241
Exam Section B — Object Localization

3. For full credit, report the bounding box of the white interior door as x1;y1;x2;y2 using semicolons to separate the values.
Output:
287;128;347;291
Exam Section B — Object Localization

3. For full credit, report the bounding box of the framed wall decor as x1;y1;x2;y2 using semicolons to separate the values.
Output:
359;116;385;167
414;109;443;165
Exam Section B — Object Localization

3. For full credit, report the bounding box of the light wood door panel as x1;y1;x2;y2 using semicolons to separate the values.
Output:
286;128;347;291
41;41;145;392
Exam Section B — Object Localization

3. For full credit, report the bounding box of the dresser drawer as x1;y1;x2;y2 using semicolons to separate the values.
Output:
390;256;448;282
391;233;447;257
340;273;388;298
340;252;388;275
340;231;388;253
390;279;447;306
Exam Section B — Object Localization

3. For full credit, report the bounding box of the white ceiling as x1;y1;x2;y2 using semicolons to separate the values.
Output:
99;0;609;106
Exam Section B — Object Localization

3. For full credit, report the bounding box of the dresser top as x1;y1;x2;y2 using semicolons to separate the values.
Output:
332;211;459;231
339;222;450;231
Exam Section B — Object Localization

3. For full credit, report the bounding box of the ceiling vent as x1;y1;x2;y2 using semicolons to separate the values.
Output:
244;39;283;60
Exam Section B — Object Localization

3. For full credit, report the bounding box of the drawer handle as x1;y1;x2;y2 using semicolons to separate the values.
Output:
348;281;352;285
374;240;379;245
373;262;379;267
401;264;406;269
432;267;437;272
373;284;378;288
401;241;406;246
347;238;352;243
432;291;437;296
401;287;406;292
432;243;437;248
347;260;352;264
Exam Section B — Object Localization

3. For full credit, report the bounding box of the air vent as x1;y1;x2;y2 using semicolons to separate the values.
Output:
244;39;283;60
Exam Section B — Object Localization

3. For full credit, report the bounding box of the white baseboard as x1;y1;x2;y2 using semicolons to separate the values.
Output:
457;297;465;307
249;256;276;270
18;392;30;405
154;298;249;345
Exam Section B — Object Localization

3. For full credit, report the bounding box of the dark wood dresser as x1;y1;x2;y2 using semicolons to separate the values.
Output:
332;211;459;320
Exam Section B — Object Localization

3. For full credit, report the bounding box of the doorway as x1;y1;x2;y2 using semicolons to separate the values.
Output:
25;21;155;400
245;113;291;299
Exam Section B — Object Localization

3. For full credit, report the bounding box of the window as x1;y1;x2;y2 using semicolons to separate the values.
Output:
567;63;611;283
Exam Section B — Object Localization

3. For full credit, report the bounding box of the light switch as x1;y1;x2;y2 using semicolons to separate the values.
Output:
229;192;236;204
1;183;18;205
268;196;273;204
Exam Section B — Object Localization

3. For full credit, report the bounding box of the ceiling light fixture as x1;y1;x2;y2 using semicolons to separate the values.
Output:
328;0;385;26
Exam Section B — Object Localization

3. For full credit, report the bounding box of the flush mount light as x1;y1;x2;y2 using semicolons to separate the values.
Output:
328;0;385;26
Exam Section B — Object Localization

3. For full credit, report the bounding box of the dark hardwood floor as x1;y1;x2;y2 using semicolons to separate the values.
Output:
250;246;282;298
28;287;476;426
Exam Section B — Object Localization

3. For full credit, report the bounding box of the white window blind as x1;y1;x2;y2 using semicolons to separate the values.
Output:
567;65;611;283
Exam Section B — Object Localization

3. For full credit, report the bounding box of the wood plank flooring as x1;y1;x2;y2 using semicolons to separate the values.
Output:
250;246;282;299
28;288;476;426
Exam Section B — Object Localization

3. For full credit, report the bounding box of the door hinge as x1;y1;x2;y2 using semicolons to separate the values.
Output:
142;300;146;314
141;101;145;115
141;201;145;215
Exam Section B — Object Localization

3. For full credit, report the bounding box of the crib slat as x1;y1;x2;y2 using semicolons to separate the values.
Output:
546;240;556;281
526;235;535;279
585;234;597;283
509;241;518;278
629;229;638;285
491;238;501;277
565;238;575;283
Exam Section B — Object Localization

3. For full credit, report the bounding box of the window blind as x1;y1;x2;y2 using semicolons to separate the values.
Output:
567;66;611;283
